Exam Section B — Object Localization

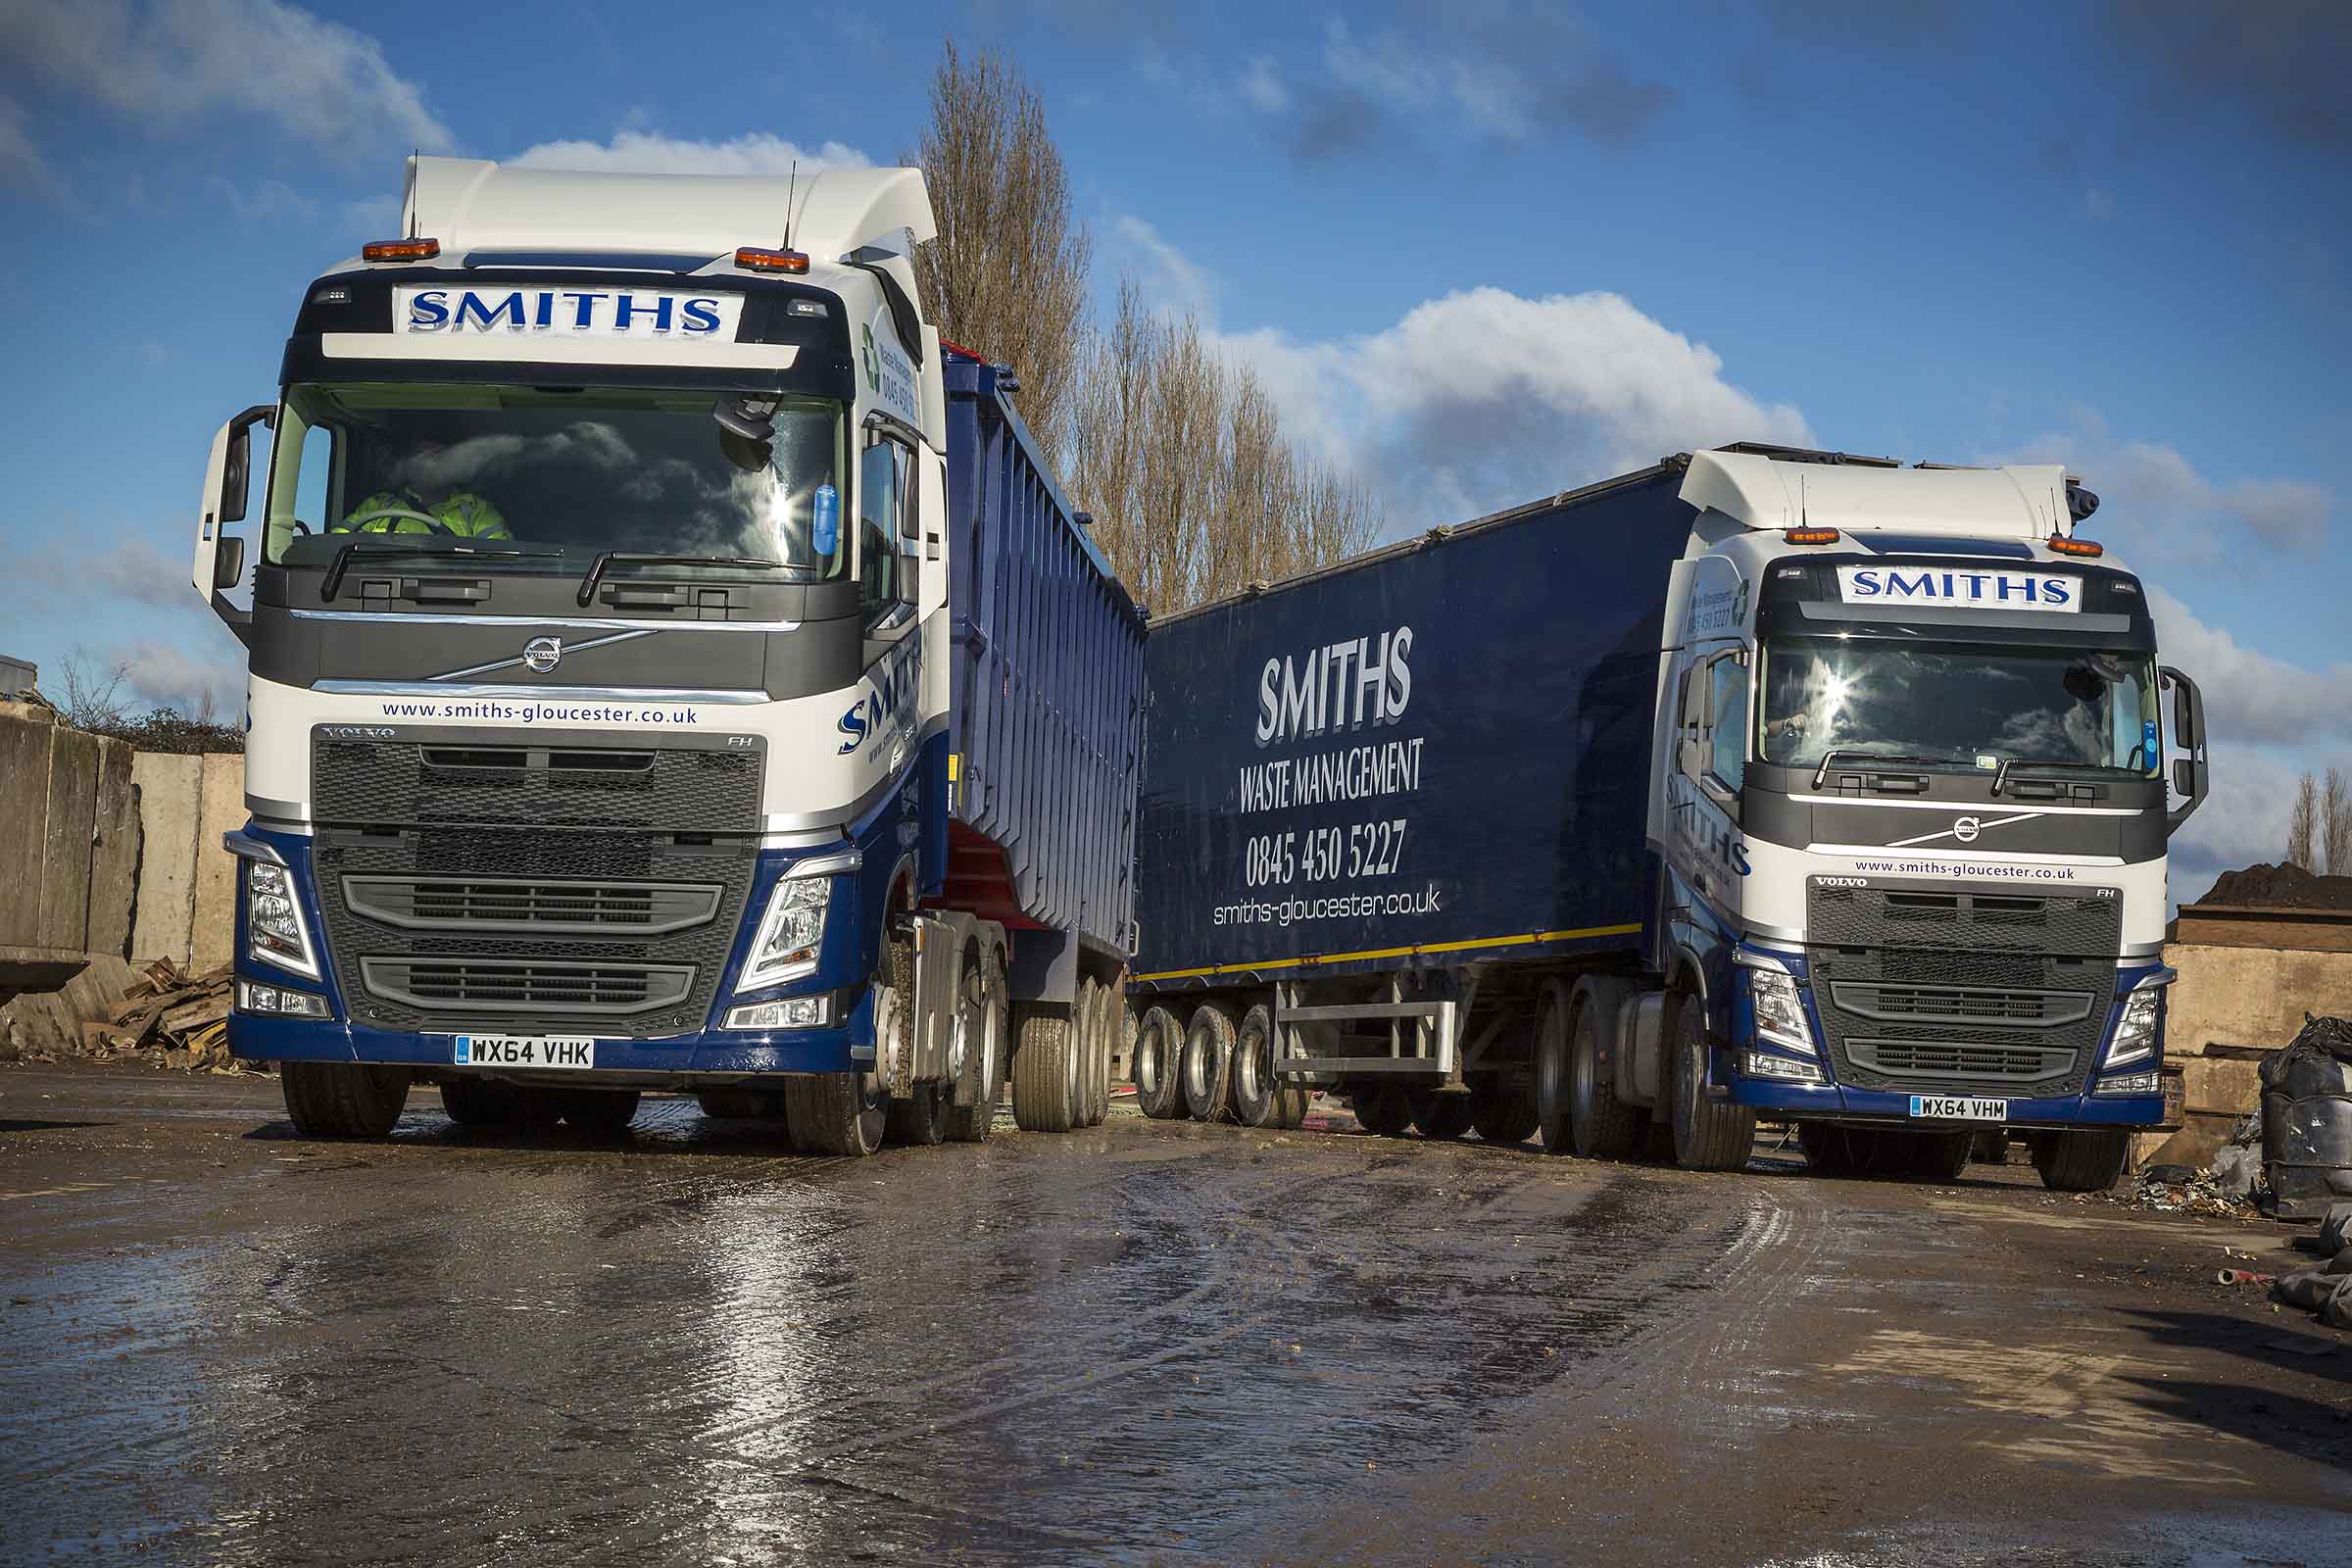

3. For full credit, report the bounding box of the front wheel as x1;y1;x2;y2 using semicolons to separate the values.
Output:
1667;996;1755;1172
785;1072;886;1156
2032;1129;2132;1193
282;1061;411;1139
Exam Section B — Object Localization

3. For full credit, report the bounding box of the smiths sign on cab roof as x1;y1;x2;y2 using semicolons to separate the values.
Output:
396;286;744;339
1836;565;2081;613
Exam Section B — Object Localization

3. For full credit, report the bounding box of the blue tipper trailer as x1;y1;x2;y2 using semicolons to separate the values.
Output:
1125;463;1690;1139
937;347;1149;1133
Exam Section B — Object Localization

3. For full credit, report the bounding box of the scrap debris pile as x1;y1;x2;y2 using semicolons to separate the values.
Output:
88;958;237;1071
2273;1203;2352;1331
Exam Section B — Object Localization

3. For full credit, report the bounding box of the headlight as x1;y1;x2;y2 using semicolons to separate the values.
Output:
723;997;831;1031
738;872;833;991
1743;1051;1823;1083
2095;1068;2160;1096
1747;968;1815;1056
245;859;320;979
2103;986;2162;1068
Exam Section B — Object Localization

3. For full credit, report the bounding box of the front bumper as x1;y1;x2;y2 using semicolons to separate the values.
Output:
229;985;877;1079
1726;1076;2163;1128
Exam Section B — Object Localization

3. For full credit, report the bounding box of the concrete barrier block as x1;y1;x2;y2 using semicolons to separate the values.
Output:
190;753;246;970
86;739;138;958
0;711;56;947
36;726;101;951
130;753;203;963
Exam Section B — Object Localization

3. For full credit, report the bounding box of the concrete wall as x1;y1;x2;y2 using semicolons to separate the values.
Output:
0;703;140;956
2146;939;2352;1164
129;752;246;970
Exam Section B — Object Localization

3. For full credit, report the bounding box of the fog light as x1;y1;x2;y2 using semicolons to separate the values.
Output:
2096;1069;2159;1097
236;980;329;1018
723;997;830;1031
1743;1051;1823;1084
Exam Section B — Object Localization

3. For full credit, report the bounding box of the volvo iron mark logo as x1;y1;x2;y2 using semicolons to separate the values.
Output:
1952;815;1982;844
522;636;563;674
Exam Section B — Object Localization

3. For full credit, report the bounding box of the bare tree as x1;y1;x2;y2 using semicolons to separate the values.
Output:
909;38;1091;469
2325;766;2351;877
2287;771;2319;871
1065;280;1380;615
57;651;133;731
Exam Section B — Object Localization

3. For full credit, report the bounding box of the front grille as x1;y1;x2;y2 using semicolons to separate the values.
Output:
342;875;722;936
1845;1038;2076;1084
1829;983;2091;1028
1807;880;2118;1100
310;729;763;1036
360;957;694;1015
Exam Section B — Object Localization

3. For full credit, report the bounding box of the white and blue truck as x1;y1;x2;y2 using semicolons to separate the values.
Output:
1128;445;2208;1191
192;156;1144;1152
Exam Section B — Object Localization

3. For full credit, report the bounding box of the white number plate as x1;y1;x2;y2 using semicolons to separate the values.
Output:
455;1035;596;1070
1910;1095;2006;1122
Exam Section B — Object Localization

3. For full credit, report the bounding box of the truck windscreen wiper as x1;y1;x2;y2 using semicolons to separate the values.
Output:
1808;749;1957;790
575;552;792;608
320;540;560;603
1991;757;2135;796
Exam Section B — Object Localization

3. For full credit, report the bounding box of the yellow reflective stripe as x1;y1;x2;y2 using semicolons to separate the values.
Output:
1130;922;1642;983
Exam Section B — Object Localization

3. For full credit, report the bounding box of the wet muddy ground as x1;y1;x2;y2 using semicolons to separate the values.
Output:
3;1062;2347;1566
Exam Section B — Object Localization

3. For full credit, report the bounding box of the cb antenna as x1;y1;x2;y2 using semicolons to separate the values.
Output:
783;160;798;250
407;148;420;239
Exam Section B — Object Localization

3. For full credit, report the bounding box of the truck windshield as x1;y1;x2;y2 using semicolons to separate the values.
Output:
1758;638;2161;775
263;382;847;577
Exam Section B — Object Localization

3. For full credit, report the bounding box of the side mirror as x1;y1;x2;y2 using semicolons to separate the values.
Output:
2160;664;2208;836
213;534;246;591
217;404;273;525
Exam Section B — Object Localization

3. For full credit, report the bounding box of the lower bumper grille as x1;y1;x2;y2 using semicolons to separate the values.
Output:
342;875;722;936
1845;1038;2076;1084
359;957;695;1015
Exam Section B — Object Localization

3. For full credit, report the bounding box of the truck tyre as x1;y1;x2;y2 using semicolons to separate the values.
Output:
440;1076;520;1127
1133;1005;1187;1119
1533;985;1574;1154
1181;1004;1237;1122
886;1085;953;1147
1796;1121;1859;1176
786;1072;887;1156
1351;1083;1413;1137
1011;1011;1081;1133
281;1060;411;1139
1569;994;1642;1160
1470;1083;1539;1147
2032;1128;2132;1193
698;1088;781;1120
552;1088;641;1138
1667;995;1755;1173
1229;1004;1286;1128
1081;979;1111;1128
942;945;1006;1144
1412;1091;1474;1140
1910;1130;1973;1184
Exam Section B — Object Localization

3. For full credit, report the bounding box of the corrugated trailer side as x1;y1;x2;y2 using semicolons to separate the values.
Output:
941;349;1147;956
1131;463;1693;993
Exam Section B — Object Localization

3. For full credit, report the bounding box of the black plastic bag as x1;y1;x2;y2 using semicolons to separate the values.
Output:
2261;1016;2352;1220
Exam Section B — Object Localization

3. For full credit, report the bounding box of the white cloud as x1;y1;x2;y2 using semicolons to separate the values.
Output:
116;639;243;717
344;195;400;235
2010;412;2332;561
0;93;57;198
509;130;868;178
32;537;192;609
209;176;318;226
0;0;450;164
1220;286;1811;529
1111;215;1217;323
1239;56;1290;114
2144;585;2352;749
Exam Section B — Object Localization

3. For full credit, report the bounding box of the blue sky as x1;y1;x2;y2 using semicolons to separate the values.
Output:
2;0;2346;899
